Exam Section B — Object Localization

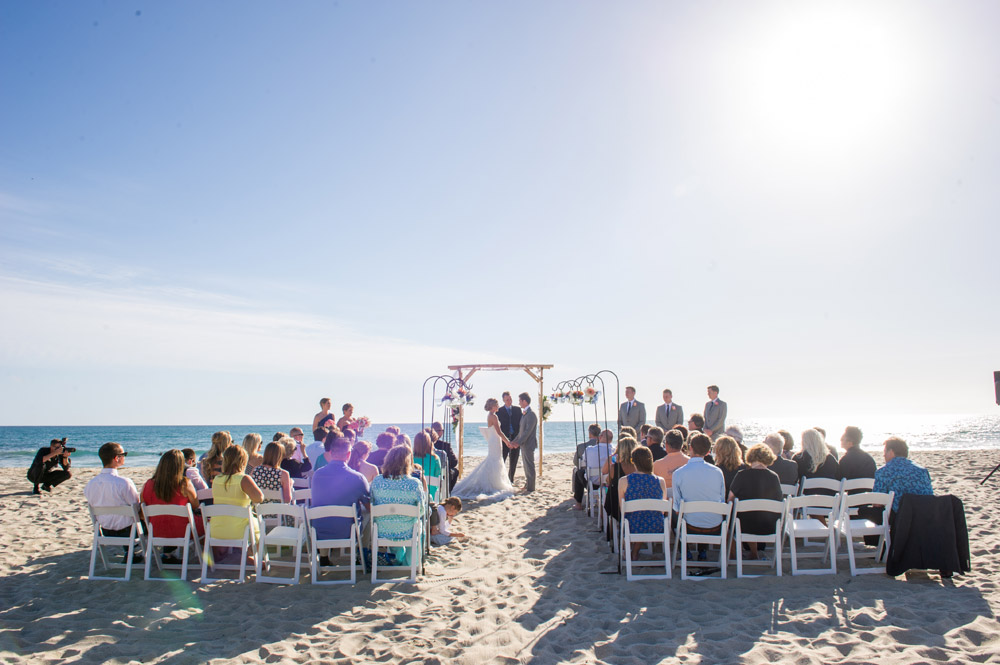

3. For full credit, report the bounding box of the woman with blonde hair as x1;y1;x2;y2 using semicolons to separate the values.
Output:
280;436;312;479
713;435;748;496
370;445;426;566
201;431;233;487
312;397;334;432
337;402;356;431
603;435;640;525
348;440;378;484
210;446;264;543
242;433;264;471
794;428;840;492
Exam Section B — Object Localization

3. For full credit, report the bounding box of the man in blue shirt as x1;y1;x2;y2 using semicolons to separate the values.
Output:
672;432;726;560
310;436;370;542
874;436;933;515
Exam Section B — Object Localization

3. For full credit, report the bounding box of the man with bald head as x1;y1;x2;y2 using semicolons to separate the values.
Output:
765;432;799;486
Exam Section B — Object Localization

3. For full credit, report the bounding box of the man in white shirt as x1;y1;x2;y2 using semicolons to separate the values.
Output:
672;432;726;560
306;427;328;468
573;429;614;508
83;442;141;561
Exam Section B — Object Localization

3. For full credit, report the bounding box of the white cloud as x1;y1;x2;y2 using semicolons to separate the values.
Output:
0;275;503;379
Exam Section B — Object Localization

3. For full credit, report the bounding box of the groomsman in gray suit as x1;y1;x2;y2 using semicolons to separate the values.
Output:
703;385;727;441
654;388;684;431
510;392;538;493
617;386;646;433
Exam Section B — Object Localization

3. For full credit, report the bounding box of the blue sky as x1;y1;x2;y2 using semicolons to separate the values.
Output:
1;1;998;425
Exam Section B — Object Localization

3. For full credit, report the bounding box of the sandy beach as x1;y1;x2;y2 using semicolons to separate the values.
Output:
1;450;997;665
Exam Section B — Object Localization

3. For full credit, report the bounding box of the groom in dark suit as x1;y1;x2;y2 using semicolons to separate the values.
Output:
497;391;522;483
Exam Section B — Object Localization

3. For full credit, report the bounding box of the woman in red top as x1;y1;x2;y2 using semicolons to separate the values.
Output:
142;449;205;545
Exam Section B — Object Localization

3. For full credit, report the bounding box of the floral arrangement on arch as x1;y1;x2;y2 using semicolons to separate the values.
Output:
441;386;475;407
584;386;601;404
450;406;462;432
549;390;568;404
346;416;372;436
541;395;552;422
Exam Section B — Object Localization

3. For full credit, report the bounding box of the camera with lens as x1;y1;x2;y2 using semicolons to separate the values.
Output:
55;437;75;454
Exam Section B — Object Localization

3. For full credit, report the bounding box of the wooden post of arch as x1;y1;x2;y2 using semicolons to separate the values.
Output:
447;363;553;479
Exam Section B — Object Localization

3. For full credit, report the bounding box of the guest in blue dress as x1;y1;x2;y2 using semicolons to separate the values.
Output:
618;447;668;559
370;445;426;566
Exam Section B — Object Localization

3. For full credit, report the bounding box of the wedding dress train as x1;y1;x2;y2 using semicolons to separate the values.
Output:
451;426;515;501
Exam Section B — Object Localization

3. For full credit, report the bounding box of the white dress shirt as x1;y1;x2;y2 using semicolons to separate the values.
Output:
583;443;613;482
672;457;726;529
84;468;140;530
306;440;325;467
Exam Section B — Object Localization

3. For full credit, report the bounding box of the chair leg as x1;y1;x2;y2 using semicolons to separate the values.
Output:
89;535;100;579
180;540;190;581
144;538;154;581
789;531;798;575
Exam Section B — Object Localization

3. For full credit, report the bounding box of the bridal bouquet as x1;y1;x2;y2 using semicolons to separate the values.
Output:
584;386;600;404
347;416;371;436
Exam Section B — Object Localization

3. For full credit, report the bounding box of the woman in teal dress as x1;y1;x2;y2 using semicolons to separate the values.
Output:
412;431;442;501
370;445;426;565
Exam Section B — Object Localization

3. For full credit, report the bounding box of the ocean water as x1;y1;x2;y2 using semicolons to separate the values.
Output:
1;414;998;468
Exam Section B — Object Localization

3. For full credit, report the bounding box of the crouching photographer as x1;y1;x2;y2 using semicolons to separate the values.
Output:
27;437;74;495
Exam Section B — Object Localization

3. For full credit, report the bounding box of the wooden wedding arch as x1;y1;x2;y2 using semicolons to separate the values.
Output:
448;363;553;477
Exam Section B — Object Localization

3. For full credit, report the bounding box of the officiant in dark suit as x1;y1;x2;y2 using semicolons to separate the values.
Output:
497;391;522;483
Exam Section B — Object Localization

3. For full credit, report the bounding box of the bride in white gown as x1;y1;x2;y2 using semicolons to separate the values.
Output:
452;398;515;501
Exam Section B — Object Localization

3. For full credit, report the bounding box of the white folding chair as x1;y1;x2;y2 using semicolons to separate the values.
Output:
674;501;731;580
87;503;145;581
426;474;442;504
306;504;365;584
435;450;450;499
255;503;306;584
141;502;202;581
620;498;672;580
841;478;875;494
840;478;875;516
258;490;286;529
585;467;602;518
200;504;256;583
196;488;213;503
798;478;843;506
837;491;894;575
729;498;784;578
292;477;310;490
783;495;839;575
293;488;312;507
780;483;798;498
370;504;422;583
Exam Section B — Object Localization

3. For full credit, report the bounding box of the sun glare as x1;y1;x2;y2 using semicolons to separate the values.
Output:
733;5;920;164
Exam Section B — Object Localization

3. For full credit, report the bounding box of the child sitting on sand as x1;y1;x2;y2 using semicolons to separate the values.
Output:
430;497;466;546
182;448;208;492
